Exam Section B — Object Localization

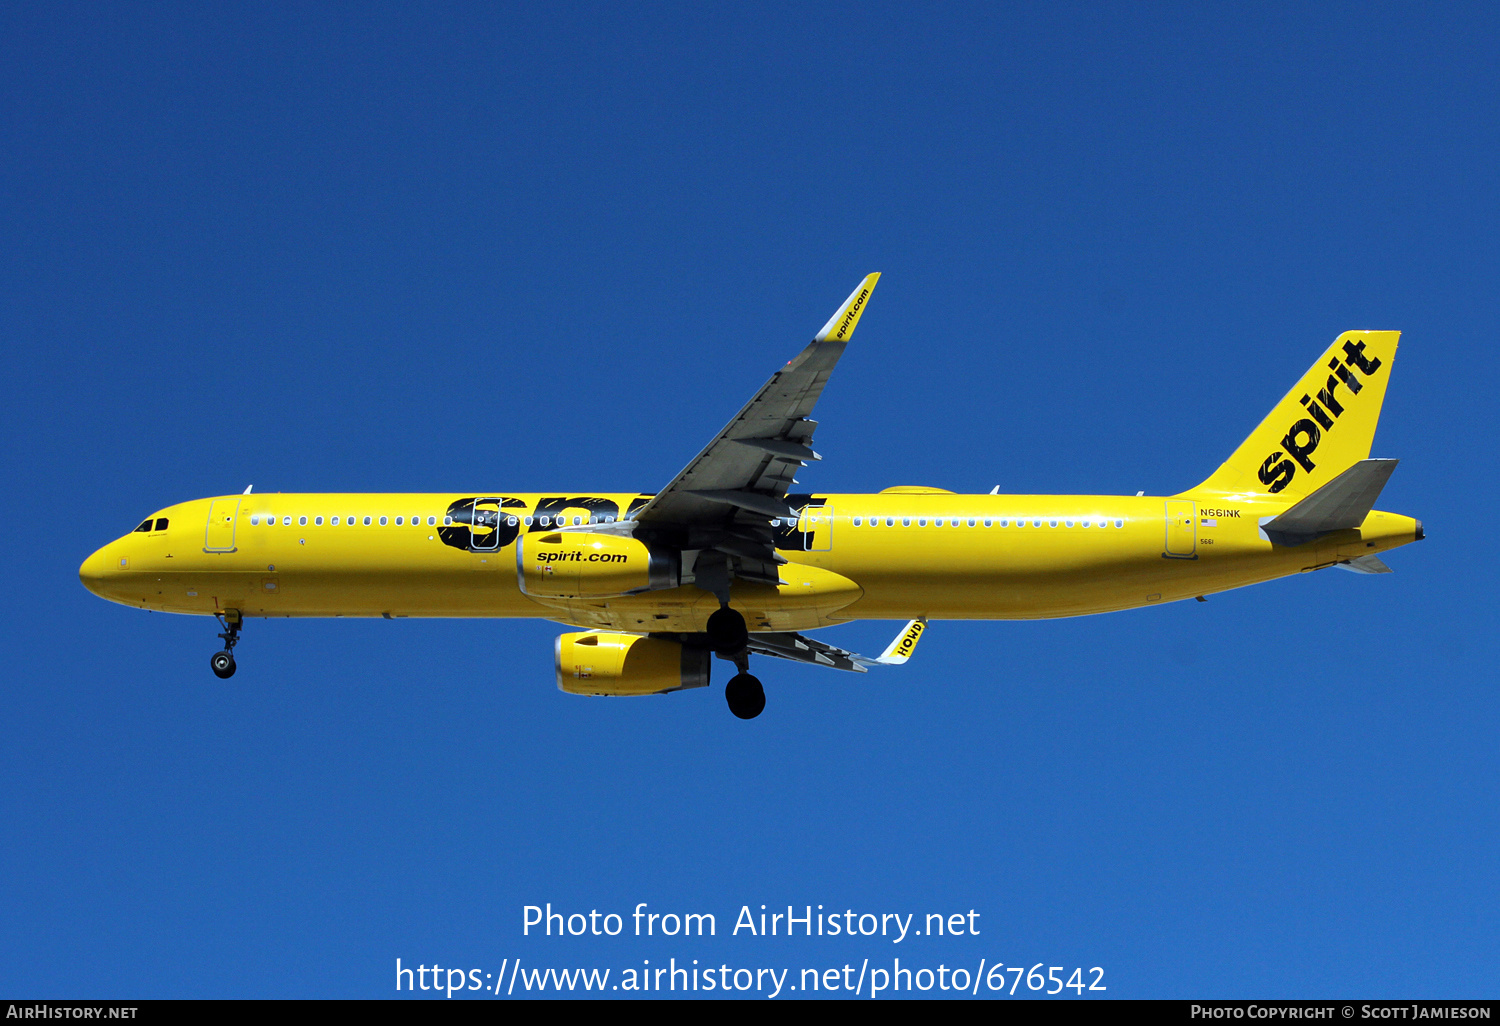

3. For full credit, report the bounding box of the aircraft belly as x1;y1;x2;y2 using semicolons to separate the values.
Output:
826;542;1318;620
133;567;543;619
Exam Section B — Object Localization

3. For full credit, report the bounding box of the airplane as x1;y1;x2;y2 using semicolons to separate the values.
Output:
79;274;1422;719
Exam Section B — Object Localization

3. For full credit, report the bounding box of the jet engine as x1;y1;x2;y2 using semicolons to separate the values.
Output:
517;532;679;599
555;632;711;696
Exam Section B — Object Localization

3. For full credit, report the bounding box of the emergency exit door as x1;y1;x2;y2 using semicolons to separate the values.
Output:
798;504;833;552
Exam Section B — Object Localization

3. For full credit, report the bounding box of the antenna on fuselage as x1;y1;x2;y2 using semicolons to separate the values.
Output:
988;485;999;494
243;484;253;494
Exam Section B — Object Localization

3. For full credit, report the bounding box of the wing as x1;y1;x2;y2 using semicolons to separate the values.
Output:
744;631;868;672
738;619;929;673
629;273;880;589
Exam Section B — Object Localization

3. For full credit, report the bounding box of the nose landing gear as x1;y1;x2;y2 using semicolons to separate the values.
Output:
211;610;242;679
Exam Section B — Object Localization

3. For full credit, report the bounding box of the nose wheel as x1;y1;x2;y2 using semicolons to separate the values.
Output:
211;611;242;679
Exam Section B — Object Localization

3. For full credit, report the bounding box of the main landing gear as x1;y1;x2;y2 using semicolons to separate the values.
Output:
725;671;765;720
211;610;242;679
708;604;765;720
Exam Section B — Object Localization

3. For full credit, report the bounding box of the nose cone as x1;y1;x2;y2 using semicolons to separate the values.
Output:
79;544;117;596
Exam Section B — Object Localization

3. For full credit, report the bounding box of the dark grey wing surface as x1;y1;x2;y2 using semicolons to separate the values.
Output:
744;631;869;673
629;273;880;589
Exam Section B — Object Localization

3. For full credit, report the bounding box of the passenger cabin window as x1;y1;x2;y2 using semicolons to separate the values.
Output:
364;516;372;526
395;517;403;525
315;517;323;526
379;516;388;526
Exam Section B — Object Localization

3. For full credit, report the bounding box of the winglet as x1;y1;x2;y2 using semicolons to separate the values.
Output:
873;618;926;665
814;273;881;342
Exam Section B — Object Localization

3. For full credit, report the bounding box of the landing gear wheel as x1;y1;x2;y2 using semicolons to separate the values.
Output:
707;606;749;656
212;610;242;679
725;673;765;720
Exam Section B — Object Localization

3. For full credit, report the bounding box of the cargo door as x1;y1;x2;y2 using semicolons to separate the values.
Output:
204;498;240;553
1164;499;1197;559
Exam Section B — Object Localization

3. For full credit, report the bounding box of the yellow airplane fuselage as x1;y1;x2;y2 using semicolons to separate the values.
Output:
74;271;1420;716
79;490;1422;632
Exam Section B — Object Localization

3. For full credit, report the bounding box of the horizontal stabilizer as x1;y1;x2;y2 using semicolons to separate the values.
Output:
1260;458;1398;546
1336;554;1393;574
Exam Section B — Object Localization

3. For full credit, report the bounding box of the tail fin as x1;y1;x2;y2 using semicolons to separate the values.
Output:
1187;331;1400;500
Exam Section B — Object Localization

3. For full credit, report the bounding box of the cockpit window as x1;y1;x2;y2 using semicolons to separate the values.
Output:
154;518;169;531
134;519;153;533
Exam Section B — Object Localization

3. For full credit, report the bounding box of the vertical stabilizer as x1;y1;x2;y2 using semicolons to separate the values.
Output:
1187;331;1399;500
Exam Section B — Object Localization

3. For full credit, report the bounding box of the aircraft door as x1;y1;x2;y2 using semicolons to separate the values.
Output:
204;498;240;553
799;504;833;552
470;498;502;551
1164;499;1197;558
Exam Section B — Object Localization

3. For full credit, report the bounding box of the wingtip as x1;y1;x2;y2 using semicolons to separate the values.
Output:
814;273;882;343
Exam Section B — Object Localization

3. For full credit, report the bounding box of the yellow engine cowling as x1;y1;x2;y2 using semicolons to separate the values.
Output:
555;632;711;696
517;532;679;599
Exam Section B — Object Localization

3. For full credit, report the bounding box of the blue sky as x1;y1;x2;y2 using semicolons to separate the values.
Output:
2;2;1496;999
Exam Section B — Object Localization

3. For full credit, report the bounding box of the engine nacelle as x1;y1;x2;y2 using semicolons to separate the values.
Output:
555;632;711;696
517;532;679;599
